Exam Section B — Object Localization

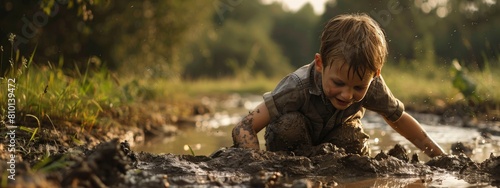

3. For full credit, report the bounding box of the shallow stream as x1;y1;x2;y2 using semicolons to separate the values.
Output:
133;94;500;187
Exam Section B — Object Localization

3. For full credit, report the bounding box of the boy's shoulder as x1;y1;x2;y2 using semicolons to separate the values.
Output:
291;63;314;80
280;62;315;89
264;62;317;120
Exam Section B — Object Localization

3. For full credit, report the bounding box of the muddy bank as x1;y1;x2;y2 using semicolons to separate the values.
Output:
3;139;499;187
133;142;500;187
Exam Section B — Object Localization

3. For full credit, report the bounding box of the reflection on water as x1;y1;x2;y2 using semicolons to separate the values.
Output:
334;174;493;188
137;124;234;155
363;111;500;162
134;95;499;163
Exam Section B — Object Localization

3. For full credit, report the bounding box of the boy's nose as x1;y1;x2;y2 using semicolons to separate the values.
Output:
341;87;353;100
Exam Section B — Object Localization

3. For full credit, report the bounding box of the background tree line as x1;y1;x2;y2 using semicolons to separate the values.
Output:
1;0;498;79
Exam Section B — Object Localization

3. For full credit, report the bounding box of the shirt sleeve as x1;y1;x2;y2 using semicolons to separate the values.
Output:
263;73;305;122
362;75;405;122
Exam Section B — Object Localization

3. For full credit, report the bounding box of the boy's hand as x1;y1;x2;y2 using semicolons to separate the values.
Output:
385;112;446;158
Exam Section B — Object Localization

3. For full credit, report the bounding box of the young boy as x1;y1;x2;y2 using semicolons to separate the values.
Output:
231;13;445;158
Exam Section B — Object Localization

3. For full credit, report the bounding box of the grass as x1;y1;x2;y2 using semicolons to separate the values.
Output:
470;62;500;103
383;58;500;115
383;60;458;106
1;33;499;136
2;59;119;127
0;39;276;135
142;75;279;100
0;35;280;137
0;34;124;136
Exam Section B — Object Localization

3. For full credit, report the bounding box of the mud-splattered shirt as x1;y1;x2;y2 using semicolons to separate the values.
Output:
263;61;404;144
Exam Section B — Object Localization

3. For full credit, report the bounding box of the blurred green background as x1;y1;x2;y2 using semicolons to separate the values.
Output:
1;0;498;77
1;0;499;123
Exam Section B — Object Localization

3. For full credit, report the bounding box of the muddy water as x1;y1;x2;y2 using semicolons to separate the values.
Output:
135;94;499;162
133;94;500;186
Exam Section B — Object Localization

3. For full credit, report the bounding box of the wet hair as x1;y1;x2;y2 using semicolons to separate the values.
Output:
319;13;387;80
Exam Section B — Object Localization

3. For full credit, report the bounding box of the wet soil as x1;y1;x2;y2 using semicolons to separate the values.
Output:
1;95;500;187
4;139;500;187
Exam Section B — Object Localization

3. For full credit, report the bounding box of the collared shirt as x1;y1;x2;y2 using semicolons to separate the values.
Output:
263;61;404;144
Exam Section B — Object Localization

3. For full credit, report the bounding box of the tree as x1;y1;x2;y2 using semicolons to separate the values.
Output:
0;0;101;73
89;0;214;78
184;0;292;79
1;0;215;78
272;3;320;68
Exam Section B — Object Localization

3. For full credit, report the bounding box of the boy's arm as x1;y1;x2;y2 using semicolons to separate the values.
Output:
232;102;270;149
384;112;445;157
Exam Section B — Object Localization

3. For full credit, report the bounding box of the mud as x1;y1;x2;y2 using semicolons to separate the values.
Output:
1;95;500;187
3;138;499;187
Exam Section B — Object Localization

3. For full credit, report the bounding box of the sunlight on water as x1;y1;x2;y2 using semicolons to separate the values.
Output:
363;111;500;162
133;95;500;163
132;95;499;187
136;112;499;163
135;95;500;162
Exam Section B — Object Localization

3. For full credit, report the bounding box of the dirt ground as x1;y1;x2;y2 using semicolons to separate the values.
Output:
1;98;500;187
2;139;499;187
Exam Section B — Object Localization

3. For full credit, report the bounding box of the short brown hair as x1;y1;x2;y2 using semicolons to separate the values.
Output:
320;13;387;79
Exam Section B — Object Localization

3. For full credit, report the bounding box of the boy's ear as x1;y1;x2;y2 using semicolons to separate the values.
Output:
314;53;323;73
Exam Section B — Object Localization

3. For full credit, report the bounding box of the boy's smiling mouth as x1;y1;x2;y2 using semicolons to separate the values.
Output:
333;97;351;108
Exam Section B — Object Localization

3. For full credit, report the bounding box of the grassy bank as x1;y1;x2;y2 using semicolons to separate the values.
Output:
383;59;500;117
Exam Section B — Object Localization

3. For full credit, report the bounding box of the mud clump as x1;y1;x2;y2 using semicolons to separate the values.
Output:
426;152;500;185
131;142;490;187
61;139;131;187
387;144;410;162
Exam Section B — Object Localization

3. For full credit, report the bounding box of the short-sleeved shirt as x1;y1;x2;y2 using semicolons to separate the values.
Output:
263;61;404;144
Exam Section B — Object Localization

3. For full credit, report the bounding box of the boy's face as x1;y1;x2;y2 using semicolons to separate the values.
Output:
314;53;378;110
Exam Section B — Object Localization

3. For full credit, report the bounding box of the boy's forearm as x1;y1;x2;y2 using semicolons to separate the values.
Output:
232;114;260;149
385;112;445;157
232;102;270;150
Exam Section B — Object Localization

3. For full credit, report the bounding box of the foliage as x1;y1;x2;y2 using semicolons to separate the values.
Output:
451;60;480;103
1;0;215;78
184;1;293;79
0;0;104;74
2;1;498;77
320;0;499;69
1;1;499;120
0;34;124;131
271;3;319;68
89;0;215;78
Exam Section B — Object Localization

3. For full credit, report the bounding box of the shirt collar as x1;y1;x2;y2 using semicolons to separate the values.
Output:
309;60;336;108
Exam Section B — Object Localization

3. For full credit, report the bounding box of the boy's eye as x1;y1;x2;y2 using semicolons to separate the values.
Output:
333;81;344;86
354;86;366;91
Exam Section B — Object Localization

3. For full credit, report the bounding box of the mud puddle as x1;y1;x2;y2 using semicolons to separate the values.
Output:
112;139;500;187
5;94;498;187
135;111;500;162
130;94;500;187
